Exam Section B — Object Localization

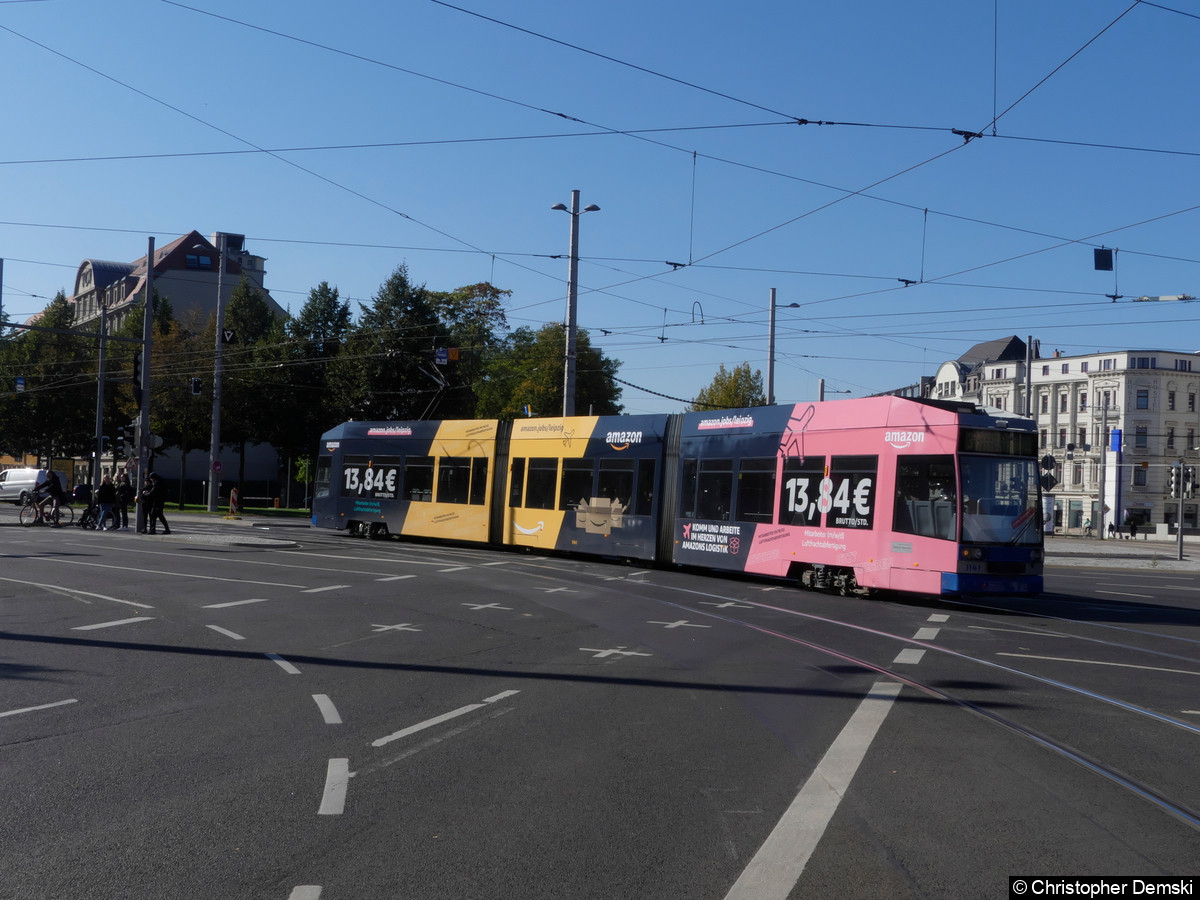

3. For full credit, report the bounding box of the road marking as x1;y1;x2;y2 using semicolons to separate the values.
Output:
998;653;1200;678
1;699;77;719
463;602;512;611
72;617;155;631
913;627;940;641
203;598;270;608
318;758;352;815
302;585;349;594
927;614;949;623
480;561;508;566
1094;590;1154;599
289;887;321;900
649;619;712;629
375;575;416;582
541;587;578;593
371;623;422;632
1183;710;1200;717
266;653;301;675
701;601;755;610
12;558;305;588
206;625;245;640
439;566;470;572
723;680;902;900
893;648;926;664
0;578;156;608
580;647;652;659
372;690;520;747
313;694;342;725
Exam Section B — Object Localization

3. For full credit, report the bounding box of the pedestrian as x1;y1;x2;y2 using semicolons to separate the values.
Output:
140;472;171;535
1108;521;1116;539
95;474;117;531
115;472;134;530
1128;519;1138;541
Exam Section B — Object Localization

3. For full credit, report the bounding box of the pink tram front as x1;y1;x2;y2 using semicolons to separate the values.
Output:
670;397;1043;596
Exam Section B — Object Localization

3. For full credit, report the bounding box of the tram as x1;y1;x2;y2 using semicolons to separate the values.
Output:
311;396;1043;597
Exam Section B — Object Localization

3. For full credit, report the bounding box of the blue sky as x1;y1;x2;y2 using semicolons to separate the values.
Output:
1;0;1197;414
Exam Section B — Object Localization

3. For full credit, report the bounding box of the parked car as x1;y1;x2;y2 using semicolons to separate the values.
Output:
0;468;71;505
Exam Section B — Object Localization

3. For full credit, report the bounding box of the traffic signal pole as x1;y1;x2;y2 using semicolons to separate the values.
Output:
136;237;154;534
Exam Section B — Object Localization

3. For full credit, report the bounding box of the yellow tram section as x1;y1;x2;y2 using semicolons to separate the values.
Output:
503;416;600;550
394;419;499;543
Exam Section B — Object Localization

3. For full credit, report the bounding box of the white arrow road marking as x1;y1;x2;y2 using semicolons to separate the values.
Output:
372;691;520;747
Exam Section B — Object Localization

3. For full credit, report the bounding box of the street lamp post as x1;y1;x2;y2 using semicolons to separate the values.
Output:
200;234;227;512
767;287;800;406
551;191;599;417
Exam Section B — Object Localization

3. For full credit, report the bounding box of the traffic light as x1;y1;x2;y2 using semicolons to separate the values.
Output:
1186;466;1196;499
132;351;143;405
1169;466;1180;499
191;377;202;396
115;426;126;458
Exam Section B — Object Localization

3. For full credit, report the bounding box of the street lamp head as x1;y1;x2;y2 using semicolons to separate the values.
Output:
550;203;568;211
583;204;600;213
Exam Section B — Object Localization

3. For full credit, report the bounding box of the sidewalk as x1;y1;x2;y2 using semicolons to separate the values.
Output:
1045;532;1200;571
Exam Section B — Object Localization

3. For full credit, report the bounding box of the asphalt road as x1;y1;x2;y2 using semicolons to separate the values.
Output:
2;512;1199;899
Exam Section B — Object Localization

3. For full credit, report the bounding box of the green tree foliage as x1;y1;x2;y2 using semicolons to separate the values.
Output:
688;362;766;411
426;282;509;419
0;292;95;459
475;323;622;419
286;281;352;459
329;264;443;421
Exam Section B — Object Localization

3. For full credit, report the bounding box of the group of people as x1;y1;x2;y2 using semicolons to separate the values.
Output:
34;469;169;534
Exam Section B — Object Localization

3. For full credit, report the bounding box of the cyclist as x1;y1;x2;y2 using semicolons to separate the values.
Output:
34;469;67;527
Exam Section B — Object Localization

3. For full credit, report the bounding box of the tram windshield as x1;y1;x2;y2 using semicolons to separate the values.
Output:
960;455;1041;546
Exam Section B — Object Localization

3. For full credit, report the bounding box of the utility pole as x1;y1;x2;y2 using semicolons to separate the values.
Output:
137;237;154;533
551;191;599;417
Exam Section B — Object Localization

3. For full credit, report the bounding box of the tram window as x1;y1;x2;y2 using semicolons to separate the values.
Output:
735;458;775;523
526;458;558;510
779;457;825;526
696;458;733;521
635;458;656;516
470;458;488;505
509;458;526;507
893;455;956;540
314;457;332;501
560;459;594;511
436;457;471;505
681;458;698;518
598;459;634;513
405;455;434;502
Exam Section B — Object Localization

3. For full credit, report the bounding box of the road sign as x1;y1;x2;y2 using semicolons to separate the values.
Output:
213;460;223;473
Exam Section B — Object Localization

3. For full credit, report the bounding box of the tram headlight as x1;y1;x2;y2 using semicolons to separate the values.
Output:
961;547;985;561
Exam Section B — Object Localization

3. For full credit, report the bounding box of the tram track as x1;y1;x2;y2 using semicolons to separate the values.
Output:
500;557;1200;833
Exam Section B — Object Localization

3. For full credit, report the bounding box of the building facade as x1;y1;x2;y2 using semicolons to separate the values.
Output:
896;337;1200;534
68;231;285;331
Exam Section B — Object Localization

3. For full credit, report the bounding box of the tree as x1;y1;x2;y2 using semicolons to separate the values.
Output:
688;362;766;411
286;281;352;466
475;323;622;419
426;282;509;419
328;264;443;421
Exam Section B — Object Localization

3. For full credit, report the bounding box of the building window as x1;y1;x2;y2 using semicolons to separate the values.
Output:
185;254;213;269
1041;365;1050;376
1168;427;1176;450
1072;463;1083;485
1058;429;1067;448
1079;392;1087;411
1040;394;1049;414
1133;466;1147;486
1062;363;1070;374
1081;361;1089;373
1135;425;1148;449
1190;393;1196;412
1135;357;1155;369
1169;391;1176;410
1136;389;1149;409
1188;428;1195;451
1078;428;1086;448
1040;429;1047;448
1059;394;1068;413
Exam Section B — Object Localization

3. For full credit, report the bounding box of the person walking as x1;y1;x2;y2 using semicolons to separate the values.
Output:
95;474;118;531
140;472;171;535
115;472;134;530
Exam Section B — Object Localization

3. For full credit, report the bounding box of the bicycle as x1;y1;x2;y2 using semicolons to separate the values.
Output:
19;497;74;527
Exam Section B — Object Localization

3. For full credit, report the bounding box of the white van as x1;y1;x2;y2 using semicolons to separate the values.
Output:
0;468;70;505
